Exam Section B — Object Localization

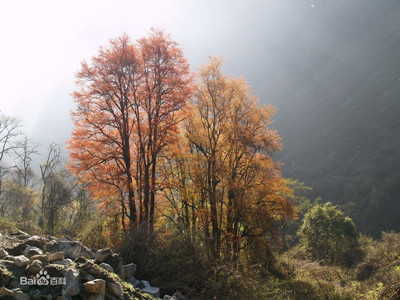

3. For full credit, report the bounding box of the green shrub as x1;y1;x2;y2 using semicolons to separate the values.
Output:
0;217;17;233
298;202;362;265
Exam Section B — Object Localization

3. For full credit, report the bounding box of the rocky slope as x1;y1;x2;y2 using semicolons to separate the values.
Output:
0;231;185;300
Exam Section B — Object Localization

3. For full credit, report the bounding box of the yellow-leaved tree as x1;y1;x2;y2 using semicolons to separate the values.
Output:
161;57;296;262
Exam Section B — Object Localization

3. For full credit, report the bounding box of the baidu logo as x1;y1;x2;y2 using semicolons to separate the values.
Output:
20;270;66;286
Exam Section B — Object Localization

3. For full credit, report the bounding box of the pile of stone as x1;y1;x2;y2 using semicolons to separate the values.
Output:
0;231;186;300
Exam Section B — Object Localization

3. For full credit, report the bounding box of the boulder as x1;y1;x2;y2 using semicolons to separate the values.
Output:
62;267;81;296
103;253;122;276
25;259;43;275
14;255;30;267
0;286;14;297
107;281;123;297
15;290;32;300
84;279;106;296
139;280;151;289
53;259;74;266
142;286;160;298
94;248;113;263
172;292;187;300
47;251;64;262
0;248;8;258
79;261;103;277
23;246;43;258
99;262;114;273
162;296;177;300
45;239;94;260
30;254;49;264
126;277;140;288
6;235;48;256
122;263;137;280
83;273;95;282
26;235;48;250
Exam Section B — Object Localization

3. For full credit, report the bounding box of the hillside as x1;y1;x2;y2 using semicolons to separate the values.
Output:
267;0;400;235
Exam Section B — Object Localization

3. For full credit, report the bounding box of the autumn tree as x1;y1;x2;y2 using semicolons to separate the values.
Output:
162;57;295;262
68;30;193;235
69;33;140;232
134;30;192;232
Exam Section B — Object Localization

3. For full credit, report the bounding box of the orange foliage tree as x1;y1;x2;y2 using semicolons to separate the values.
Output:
161;57;296;261
68;30;193;234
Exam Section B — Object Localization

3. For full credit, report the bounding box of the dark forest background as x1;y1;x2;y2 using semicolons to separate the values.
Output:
253;0;400;235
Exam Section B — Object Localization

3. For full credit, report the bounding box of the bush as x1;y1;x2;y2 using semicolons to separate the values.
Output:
0;217;17;233
298;202;361;265
119;230;208;297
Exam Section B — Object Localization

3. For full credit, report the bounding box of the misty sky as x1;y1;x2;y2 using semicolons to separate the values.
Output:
0;0;318;156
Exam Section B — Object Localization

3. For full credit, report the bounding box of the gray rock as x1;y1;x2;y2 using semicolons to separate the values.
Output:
94;248;112;263
142;286;160;298
0;248;8;258
99;262;114;273
62;268;81;296
25;259;43;275
139;280;151;289
122;263;137;279
23;246;43;258
26;235;48;250
14;255;30;267
107;281;123;297
14;292;30;300
102;253;122;276
84;278;106;295
126;277;140;288
83;273;95;282
45;240;94;260
162;296;176;300
47;251;64;262
0;286;14;297
7;238;45;256
53;259;74;266
30;254;49;264
172;292;187;300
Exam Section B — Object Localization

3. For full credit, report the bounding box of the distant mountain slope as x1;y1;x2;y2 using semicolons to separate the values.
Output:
270;0;400;234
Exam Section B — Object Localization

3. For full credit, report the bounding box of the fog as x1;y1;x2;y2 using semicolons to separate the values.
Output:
0;0;320;148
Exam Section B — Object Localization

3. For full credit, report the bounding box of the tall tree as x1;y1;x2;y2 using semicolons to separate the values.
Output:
68;30;193;234
12;136;38;220
40;143;61;224
134;29;192;231
69;33;140;232
163;57;295;262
